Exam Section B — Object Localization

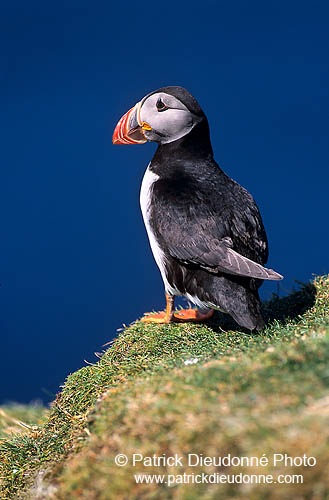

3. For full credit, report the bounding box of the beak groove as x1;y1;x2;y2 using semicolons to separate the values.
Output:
112;102;148;145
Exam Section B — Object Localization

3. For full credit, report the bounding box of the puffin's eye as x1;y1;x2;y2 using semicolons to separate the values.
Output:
156;98;168;112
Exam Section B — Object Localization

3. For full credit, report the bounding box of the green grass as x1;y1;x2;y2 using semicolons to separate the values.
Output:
0;276;328;499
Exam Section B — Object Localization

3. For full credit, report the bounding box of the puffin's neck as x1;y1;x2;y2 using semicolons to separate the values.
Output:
150;119;213;175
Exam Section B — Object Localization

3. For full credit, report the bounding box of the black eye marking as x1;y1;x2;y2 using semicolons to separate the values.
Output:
156;97;168;112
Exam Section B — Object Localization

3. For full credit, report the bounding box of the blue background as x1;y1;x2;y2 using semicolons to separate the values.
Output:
1;1;328;403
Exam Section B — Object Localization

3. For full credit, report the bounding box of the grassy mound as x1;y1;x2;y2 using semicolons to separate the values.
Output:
0;276;328;499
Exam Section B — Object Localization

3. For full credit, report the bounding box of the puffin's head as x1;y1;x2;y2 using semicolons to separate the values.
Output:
113;86;205;146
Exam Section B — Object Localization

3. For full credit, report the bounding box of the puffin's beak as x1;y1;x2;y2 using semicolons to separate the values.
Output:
112;102;151;145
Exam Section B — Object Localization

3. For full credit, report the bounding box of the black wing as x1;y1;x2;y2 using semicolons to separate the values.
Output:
151;165;282;281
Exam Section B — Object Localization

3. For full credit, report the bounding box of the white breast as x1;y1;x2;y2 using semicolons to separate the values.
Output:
140;164;180;296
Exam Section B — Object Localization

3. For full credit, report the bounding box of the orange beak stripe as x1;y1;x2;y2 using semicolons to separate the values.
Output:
112;102;147;145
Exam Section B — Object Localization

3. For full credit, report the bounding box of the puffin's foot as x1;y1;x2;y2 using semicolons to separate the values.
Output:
140;294;214;324
141;308;214;324
174;308;214;322
141;311;173;324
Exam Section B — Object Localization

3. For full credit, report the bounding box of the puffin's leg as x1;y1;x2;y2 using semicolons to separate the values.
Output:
141;295;214;323
141;293;175;323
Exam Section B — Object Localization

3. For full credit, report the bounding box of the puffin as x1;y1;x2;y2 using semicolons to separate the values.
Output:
113;86;283;330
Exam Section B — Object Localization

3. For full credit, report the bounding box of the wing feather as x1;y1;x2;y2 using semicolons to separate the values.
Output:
150;162;283;281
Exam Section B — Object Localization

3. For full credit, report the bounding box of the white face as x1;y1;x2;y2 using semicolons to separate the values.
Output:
139;92;202;144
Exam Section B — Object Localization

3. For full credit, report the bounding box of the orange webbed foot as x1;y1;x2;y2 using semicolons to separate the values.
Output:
140;311;172;324
174;308;214;322
141;308;214;324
